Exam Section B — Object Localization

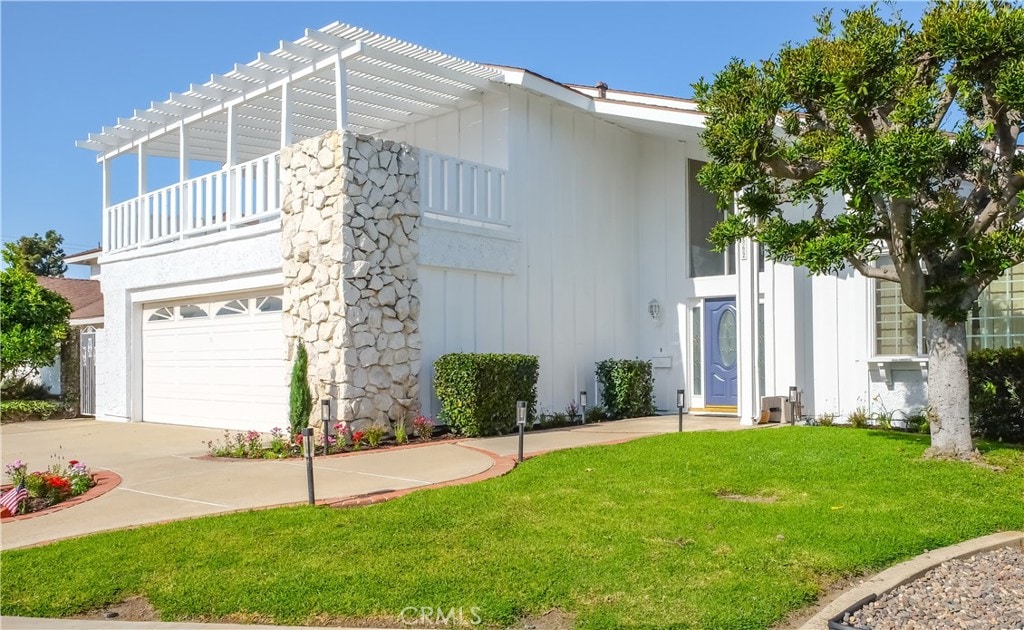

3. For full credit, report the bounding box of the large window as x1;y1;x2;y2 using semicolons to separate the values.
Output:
688;160;734;277
874;262;1024;356
969;263;1024;350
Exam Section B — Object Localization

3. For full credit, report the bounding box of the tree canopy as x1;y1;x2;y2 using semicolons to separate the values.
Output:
0;262;72;387
693;0;1024;459
2;230;68;277
694;0;1023;322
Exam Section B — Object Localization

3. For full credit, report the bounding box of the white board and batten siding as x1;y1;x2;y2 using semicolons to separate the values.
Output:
141;293;288;432
390;89;646;414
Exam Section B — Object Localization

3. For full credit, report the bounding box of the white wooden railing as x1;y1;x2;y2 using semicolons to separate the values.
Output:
103;149;506;254
103;152;281;253
419;151;507;228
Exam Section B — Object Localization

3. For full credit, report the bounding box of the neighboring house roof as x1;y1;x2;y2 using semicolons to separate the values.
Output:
35;276;104;323
64;247;102;265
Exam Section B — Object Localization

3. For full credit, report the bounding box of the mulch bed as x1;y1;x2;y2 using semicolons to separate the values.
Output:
0;470;122;522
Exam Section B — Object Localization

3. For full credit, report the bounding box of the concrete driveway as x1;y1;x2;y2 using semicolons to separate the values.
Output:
0;419;494;550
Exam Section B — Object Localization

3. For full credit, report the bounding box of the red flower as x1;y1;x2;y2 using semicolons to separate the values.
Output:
68;460;79;466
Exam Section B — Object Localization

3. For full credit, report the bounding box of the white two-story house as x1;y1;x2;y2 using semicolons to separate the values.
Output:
77;22;1023;433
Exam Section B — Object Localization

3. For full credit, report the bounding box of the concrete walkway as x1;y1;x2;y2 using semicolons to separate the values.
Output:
1;414;753;550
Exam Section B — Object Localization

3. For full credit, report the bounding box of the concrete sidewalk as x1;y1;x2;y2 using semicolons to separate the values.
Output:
0;420;493;550
1;414;755;550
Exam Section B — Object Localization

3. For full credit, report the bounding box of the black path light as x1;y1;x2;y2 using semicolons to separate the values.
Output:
516;400;527;463
677;388;686;433
579;390;587;425
302;426;315;505
788;386;799;425
320;398;331;456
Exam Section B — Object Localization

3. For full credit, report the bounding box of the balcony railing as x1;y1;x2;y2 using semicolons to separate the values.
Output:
103;152;281;253
102;148;508;255
420;151;507;228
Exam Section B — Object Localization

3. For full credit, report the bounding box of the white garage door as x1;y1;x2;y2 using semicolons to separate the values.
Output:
142;293;288;432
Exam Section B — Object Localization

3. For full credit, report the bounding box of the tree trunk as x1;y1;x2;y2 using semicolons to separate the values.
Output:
924;316;976;459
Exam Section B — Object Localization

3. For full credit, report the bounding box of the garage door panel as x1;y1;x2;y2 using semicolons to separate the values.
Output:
143;293;288;432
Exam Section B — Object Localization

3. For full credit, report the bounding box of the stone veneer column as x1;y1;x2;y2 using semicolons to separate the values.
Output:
280;131;421;431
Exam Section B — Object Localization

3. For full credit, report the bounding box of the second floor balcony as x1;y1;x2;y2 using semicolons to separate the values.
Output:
81;22;508;258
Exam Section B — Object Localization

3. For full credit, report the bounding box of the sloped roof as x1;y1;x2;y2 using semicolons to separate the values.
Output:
35;276;103;322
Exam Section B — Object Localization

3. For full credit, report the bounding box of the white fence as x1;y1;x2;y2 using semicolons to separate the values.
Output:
104;152;281;252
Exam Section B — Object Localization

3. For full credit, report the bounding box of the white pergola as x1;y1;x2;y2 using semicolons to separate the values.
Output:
78;22;503;198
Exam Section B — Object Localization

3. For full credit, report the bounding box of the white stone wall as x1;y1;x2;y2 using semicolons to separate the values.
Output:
281;131;421;431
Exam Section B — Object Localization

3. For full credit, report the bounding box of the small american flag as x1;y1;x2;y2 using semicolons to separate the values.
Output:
0;483;28;515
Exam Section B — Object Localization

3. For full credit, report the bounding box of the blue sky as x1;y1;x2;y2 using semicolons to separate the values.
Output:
1;1;924;277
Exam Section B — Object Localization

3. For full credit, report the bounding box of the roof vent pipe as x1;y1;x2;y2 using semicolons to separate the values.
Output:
596;82;608;99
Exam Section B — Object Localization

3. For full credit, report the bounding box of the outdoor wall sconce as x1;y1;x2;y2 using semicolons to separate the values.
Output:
648;299;662;321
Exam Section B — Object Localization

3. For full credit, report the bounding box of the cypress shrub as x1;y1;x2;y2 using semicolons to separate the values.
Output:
434;353;539;437
289;343;312;436
595;358;655;419
968;347;1024;443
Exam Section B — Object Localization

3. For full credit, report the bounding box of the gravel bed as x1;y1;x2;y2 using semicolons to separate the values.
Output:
842;546;1024;630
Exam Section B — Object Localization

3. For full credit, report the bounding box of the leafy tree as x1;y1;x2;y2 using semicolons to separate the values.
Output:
694;1;1023;459
2;230;67;277
289;343;312;436
0;262;72;389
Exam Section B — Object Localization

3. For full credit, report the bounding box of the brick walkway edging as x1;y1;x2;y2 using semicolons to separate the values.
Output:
0;471;122;523
797;530;1024;629
320;444;518;508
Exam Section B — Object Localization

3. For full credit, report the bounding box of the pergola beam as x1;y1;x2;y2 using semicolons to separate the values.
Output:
81;22;501;162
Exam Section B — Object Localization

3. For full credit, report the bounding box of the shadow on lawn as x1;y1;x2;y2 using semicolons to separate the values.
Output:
861;428;1024;461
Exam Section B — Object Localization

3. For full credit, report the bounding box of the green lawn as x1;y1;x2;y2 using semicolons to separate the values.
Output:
2;428;1022;629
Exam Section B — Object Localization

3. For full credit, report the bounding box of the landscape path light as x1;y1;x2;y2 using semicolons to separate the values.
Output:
579;390;587;425
320;398;331;456
516;400;527;463
302;427;315;505
677;389;686;433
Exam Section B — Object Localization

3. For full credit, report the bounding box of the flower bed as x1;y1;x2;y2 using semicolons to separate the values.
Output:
204;416;440;459
2;458;97;517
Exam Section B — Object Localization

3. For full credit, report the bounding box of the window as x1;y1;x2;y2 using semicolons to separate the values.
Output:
148;307;173;322
875;279;923;356
216;299;249;317
688;159;735;277
757;302;765;398
256;296;283;313
691;305;702;396
969;263;1024;350
179;304;208;319
874;262;1024;356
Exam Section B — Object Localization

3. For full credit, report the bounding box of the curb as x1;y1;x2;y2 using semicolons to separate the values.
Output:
1;471;122;523
797;530;1024;629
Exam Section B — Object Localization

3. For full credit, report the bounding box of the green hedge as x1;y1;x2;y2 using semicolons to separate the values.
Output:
968;347;1024;443
595;358;655;419
434;353;539;437
1;400;64;423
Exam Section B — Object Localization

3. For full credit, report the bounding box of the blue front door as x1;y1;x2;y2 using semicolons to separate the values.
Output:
705;298;738;407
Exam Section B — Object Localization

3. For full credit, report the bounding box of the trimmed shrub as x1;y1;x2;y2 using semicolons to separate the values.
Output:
434;353;539;437
595;359;655;419
968;347;1024;443
289;344;312;436
1;399;63;423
